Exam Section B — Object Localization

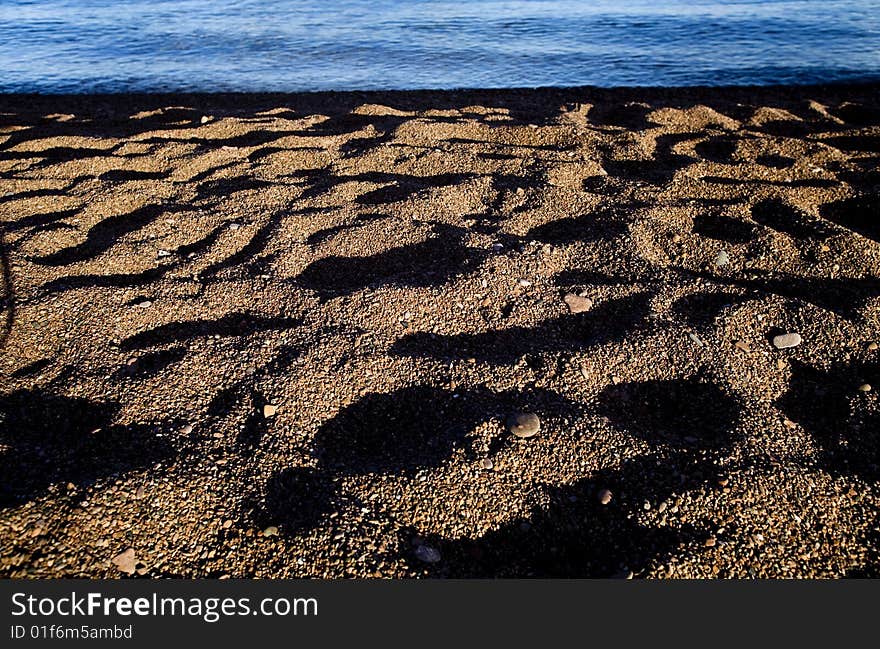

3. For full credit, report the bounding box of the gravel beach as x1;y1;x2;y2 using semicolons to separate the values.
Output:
1;85;878;578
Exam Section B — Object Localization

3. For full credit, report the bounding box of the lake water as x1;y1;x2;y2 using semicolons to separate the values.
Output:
1;0;878;93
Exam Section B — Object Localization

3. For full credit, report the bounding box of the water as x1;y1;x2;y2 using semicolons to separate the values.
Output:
0;0;878;93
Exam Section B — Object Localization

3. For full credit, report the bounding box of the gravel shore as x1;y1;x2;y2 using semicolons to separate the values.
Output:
1;85;878;578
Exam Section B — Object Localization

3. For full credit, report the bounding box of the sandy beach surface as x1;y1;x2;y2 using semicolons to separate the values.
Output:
1;85;878;578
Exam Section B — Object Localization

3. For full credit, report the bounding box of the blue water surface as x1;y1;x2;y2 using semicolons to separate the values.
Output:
0;0;878;93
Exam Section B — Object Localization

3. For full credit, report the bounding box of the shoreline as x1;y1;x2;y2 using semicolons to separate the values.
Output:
1;83;879;578
2;81;879;110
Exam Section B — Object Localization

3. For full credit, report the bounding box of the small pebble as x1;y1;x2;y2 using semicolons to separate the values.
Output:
263;404;278;418
518;278;531;287
598;489;613;505
858;383;872;392
704;537;717;547
735;340;751;353
414;544;441;563
262;526;279;537
134;300;152;308
714;250;730;266
479;458;494;470
772;332;802;349
868;342;878;351
181;423;193;434
563;293;593;314
507;412;541;438
200;115;211;124
157;249;171;258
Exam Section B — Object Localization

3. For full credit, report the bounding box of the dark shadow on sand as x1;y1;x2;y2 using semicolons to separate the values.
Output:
391;292;655;364
0;389;178;507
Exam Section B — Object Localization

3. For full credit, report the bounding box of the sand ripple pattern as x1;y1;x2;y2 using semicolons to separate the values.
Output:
1;87;879;577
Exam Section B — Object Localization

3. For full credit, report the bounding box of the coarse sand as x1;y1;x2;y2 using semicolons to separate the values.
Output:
1;85;878;578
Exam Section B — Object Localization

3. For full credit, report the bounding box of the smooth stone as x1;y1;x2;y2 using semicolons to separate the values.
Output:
200;115;211;124
111;548;138;575
263;404;278;418
262;526;279;537
715;250;730;266
479;458;494;470
157;249;171;258
735;340;751;353
772;333;802;349
135;300;152;308
518;278;531;287
507;412;540;438
414;544;441;563
181;424;193;435
598;488;613;505
868;342;879;351
858;384;872;392
563;293;593;314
